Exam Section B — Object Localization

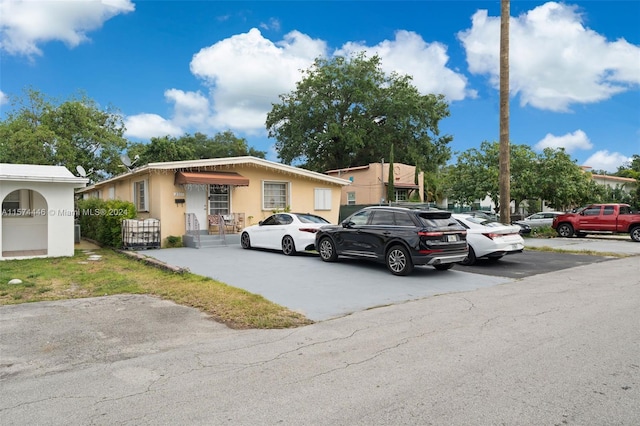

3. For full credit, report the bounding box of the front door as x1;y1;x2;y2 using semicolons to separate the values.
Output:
209;185;230;216
186;185;207;232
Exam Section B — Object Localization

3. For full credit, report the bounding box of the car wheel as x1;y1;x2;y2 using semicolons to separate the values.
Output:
386;245;413;276
318;237;338;262
433;263;454;271
630;226;640;243
282;235;296;256
556;223;574;238
461;246;476;266
240;232;251;249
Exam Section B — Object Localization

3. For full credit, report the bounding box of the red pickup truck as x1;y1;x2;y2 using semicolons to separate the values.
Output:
552;203;640;242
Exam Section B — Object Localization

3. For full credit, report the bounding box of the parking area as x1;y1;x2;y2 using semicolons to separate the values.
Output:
142;237;629;321
144;245;509;320
459;250;613;279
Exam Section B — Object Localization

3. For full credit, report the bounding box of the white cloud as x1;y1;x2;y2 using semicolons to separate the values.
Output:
0;0;134;57
135;28;473;137
458;2;640;111
259;18;281;32
189;28;327;131
534;129;593;153
336;30;473;101
0;90;8;105
164;89;210;128
583;150;631;173
124;113;183;139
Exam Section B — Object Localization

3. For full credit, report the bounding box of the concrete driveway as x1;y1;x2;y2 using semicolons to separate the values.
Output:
143;245;512;321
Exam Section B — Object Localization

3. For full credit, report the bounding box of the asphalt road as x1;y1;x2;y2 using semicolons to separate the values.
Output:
1;255;638;425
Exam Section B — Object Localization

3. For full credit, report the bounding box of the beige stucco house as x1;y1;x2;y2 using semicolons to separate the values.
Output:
325;162;424;205
1;163;88;260
77;156;351;247
590;173;637;194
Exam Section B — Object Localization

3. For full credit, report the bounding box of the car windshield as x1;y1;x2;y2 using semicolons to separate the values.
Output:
296;214;330;224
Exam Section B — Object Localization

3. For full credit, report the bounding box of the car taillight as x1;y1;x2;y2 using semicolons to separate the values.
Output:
418;231;443;237
299;228;320;233
419;231;466;243
482;232;517;240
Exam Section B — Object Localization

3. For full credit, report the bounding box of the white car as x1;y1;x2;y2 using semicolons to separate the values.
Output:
240;213;331;255
515;211;564;228
452;214;525;265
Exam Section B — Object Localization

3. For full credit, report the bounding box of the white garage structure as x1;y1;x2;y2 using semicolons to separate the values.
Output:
1;164;87;260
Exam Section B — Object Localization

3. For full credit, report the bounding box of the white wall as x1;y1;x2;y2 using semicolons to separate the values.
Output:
1;181;78;259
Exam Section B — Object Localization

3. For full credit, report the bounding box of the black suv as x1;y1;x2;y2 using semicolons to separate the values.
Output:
315;206;468;276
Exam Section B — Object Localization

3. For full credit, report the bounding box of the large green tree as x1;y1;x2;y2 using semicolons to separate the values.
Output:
448;142;582;212
616;154;640;180
448;142;498;207
536;147;592;211
266;53;453;173
610;154;639;208
127;131;266;165
0;88;128;179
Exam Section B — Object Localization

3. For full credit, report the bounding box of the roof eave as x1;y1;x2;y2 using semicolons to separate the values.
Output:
85;156;352;187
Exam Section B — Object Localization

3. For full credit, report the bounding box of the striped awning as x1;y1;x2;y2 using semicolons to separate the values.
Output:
175;171;249;186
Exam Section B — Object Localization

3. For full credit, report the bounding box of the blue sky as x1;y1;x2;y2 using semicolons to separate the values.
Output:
1;0;638;172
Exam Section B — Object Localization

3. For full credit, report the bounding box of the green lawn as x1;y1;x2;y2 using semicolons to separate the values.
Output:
0;249;313;329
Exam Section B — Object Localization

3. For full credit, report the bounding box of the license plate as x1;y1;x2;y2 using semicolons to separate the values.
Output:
447;235;458;242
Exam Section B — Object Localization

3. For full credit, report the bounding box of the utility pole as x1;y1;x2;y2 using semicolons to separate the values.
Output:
499;0;511;224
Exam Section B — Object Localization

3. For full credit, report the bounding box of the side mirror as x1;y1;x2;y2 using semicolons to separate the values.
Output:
342;221;354;228
258;220;264;226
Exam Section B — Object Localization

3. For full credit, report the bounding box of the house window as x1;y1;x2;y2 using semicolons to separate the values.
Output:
394;189;409;202
314;188;332;210
263;181;289;210
347;192;356;205
209;185;229;216
2;189;32;216
134;180;148;211
108;186;115;200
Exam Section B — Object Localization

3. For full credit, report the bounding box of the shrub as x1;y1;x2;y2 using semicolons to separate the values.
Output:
76;199;137;247
528;225;557;238
165;235;183;248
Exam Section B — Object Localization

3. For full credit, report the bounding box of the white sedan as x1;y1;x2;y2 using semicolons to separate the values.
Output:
240;213;331;255
452;214;525;265
515;211;564;228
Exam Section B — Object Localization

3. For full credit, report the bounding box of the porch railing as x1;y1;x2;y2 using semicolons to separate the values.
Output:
208;214;227;243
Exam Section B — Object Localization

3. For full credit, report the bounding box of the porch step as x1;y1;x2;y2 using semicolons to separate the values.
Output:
182;233;241;249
